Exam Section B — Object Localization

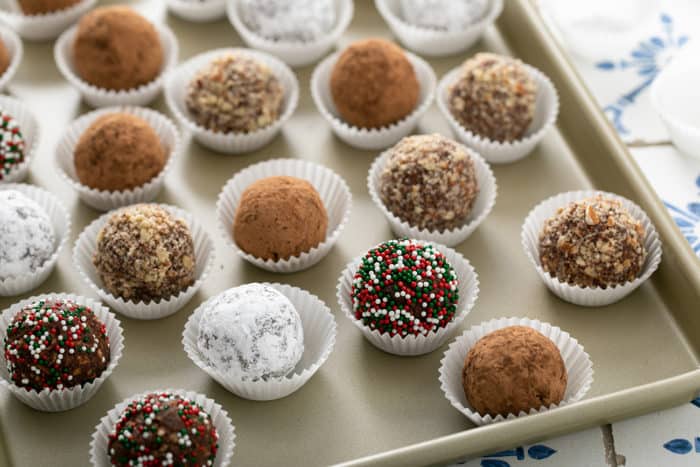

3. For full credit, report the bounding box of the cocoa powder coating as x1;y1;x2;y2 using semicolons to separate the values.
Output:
0;40;10;76
18;0;80;15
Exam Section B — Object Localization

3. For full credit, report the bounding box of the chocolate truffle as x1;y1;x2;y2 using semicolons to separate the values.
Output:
463;326;567;417
400;0;489;31
330;39;420;129
4;298;110;391
197;283;304;382
0;109;26;181
0;191;54;280
0;40;10;77
18;0;80;15
539;196;647;288
379;134;479;231
74;113;166;192
186;53;284;134
233;176;328;261
239;0;336;42
108;392;219;467
351;239;459;337
93;204;196;303
73;6;164;91
448;53;537;142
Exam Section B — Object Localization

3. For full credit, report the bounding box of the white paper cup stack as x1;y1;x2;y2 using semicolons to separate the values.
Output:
0;95;39;184
183;283;337;401
0;293;124;412
439;317;593;426
336;240;479;356
166;0;226;23
437;61;559;164
73;204;215;320
521;190;662;307
165;47;299;154
0;24;22;91
0;0;96;41
55;106;181;211
217;158;352;273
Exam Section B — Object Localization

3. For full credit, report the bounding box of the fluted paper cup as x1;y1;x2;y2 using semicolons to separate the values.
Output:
336;240;479;356
439;317;593;426
165;47;299;154
0;293;124;412
367;142;497;246
54;21;178;107
375;0;503;57
183;283;337;401
437;62;559;164
217;158;351;273
73;204;215;320
55;106;181;211
167;0;226;22
0;95;39;184
0;24;22;91
0;184;70;297
0;0;95;41
90;389;235;467
521;190;662;307
226;0;353;68
311;50;437;151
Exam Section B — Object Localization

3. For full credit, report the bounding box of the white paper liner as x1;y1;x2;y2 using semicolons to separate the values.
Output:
183;283;337;401
73;203;215;320
0;293;124;412
437;62;560;164
336;240;479;356
0;0;95;42
167;0;226;23
367;141;497;247
226;0;354;68
439;317;593;426
0;95;39;184
0;24;22;91
90;388;235;467
0;184;70;297
165;47;299;154
55;106;181;211
375;0;503;57
311;49;437;151
521;190;663;307
54;21;179;108
217;158;352;273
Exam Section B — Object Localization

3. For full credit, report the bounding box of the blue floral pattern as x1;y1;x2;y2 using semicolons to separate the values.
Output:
478;445;557;466
662;398;700;455
664;176;700;254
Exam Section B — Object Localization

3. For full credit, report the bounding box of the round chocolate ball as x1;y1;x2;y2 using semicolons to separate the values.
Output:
93;204;196;303
379;134;479;232
448;53;537;142
239;0;336;42
0;40;10;77
233;176;328;261
108;392;218;467
0;109;26;181
4;298;110;391
186;53;284;134
18;0;80;15
73;6;164;91
351;239;460;338
462;326;567;417
539;195;647;288
330;38;420;129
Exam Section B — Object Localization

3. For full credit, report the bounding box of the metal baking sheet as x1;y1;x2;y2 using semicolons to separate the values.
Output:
2;1;700;466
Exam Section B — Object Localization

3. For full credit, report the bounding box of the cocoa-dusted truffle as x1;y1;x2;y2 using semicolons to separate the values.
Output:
239;0;336;43
379;134;479;232
539;196;647;288
108;392;219;467
18;0;80;15
448;53;537;142
0;109;26;181
351;239;460;337
74;113;166;192
93;204;196;303
462;326;567;417
186;53;284;134
73;6;164;91
233;176;327;261
4;298;110;391
0;40;10;77
330;39;419;129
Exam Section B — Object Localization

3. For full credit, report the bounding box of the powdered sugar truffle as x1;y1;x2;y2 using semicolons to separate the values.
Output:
197;283;304;381
238;0;336;43
399;0;489;32
0;190;55;280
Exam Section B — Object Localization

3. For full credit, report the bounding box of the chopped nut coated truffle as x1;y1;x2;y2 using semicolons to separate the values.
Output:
18;0;80;15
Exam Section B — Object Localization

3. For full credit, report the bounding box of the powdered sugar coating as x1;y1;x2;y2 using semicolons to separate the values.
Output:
239;0;336;43
197;283;304;382
400;0;489;31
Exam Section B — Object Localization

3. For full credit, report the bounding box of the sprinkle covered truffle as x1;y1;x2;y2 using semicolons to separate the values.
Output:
351;239;459;337
3;299;110;391
108;392;218;467
239;0;336;43
0;109;26;181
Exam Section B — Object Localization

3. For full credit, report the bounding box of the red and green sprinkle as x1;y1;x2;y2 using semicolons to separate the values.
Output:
0;109;26;180
351;239;460;337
